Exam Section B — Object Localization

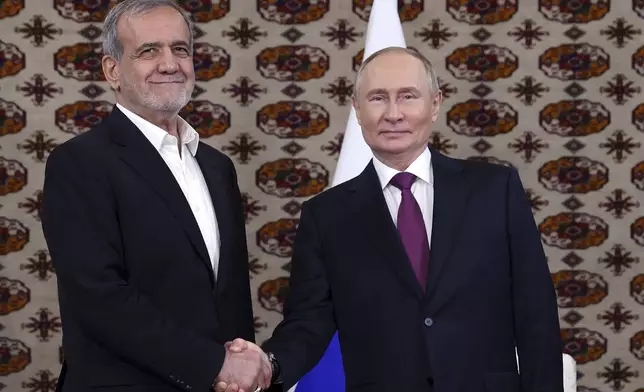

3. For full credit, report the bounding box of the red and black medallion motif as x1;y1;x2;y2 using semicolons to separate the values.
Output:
446;99;518;136
256;158;329;197
257;45;329;81
446;0;518;25
256;219;299;258
0;217;29;255
0;157;27;196
53;0;118;22
0;337;30;375
446;44;518;82
632;274;644;305
539;0;610;23
631;330;644;360
257;101;329;138
179;101;230;138
193;43;230;81
353;0;423;22
552;269;608;307
632;161;644;191
633;46;644;76
633;103;644;132
0;98;26;136
258;277;290;313
0;277;30;315
560;327;607;364
178;0;229;22
0;40;26;78
631;217;644;247
0;0;24;19
353;48;364;72
540;100;610;137
258;0;329;24
55;43;104;81
539;44;609;80
55;101;113;135
538;156;609;194
539;212;609;249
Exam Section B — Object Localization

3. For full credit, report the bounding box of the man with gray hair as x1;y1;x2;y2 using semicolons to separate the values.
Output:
220;47;563;392
41;1;269;391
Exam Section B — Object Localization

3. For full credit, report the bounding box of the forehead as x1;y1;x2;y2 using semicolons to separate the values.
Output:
117;6;189;46
361;52;428;92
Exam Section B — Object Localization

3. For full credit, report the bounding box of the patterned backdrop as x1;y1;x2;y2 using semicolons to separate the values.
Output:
1;0;644;391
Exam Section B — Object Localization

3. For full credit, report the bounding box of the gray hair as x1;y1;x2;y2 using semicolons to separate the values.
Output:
353;47;440;99
102;0;194;61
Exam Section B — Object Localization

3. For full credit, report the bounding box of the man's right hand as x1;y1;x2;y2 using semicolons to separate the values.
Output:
215;339;271;392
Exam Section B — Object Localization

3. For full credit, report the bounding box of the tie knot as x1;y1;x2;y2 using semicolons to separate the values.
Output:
390;172;416;190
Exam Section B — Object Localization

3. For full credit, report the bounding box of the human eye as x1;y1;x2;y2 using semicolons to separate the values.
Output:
401;92;416;100
138;47;157;57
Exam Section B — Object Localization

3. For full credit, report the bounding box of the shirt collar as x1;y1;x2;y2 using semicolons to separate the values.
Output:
116;103;200;156
372;147;433;190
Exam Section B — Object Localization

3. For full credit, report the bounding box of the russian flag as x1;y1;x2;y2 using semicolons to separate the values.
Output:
290;1;407;391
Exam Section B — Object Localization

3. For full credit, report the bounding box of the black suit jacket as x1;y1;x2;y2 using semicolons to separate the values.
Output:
263;150;563;392
41;107;254;392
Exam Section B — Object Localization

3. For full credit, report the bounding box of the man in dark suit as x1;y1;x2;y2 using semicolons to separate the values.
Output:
220;47;563;392
41;1;270;391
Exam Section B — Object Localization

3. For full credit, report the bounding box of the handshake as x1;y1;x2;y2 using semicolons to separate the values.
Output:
214;339;273;392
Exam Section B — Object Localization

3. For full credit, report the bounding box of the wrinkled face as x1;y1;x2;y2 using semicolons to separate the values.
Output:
102;6;195;115
353;51;441;160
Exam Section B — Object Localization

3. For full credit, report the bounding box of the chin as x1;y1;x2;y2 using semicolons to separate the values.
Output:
378;140;414;154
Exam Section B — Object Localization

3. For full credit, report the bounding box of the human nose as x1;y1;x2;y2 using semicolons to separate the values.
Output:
384;101;403;122
157;48;178;73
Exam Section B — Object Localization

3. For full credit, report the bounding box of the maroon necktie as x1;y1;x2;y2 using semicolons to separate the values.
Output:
390;172;429;290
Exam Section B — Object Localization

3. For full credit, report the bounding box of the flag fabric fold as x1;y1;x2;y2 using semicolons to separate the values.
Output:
291;1;407;391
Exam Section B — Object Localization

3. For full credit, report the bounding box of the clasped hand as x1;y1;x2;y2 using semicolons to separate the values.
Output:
214;338;272;392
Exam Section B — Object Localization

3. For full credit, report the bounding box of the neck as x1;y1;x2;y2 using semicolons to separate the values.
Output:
150;115;180;137
374;147;425;171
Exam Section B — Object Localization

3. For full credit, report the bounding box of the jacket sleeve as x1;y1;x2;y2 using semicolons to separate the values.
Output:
41;144;226;392
506;168;564;392
262;200;337;390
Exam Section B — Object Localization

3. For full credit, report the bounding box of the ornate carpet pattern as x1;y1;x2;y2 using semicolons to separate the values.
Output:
1;0;644;391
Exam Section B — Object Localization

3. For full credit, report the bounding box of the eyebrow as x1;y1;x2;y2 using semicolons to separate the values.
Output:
135;40;190;52
366;87;421;96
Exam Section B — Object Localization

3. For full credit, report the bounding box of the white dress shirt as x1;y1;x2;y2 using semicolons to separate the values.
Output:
117;103;221;276
372;147;434;249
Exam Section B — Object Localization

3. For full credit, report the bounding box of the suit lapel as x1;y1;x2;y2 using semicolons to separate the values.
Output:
107;108;214;285
351;162;424;300
194;148;235;295
425;149;473;310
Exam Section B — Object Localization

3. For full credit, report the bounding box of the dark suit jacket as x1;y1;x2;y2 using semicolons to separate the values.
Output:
262;150;563;392
41;107;254;392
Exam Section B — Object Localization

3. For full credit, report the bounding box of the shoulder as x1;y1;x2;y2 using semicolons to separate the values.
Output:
47;122;112;170
301;174;362;213
437;153;517;186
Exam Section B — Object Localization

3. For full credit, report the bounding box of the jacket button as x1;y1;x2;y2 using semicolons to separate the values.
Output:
424;317;433;327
